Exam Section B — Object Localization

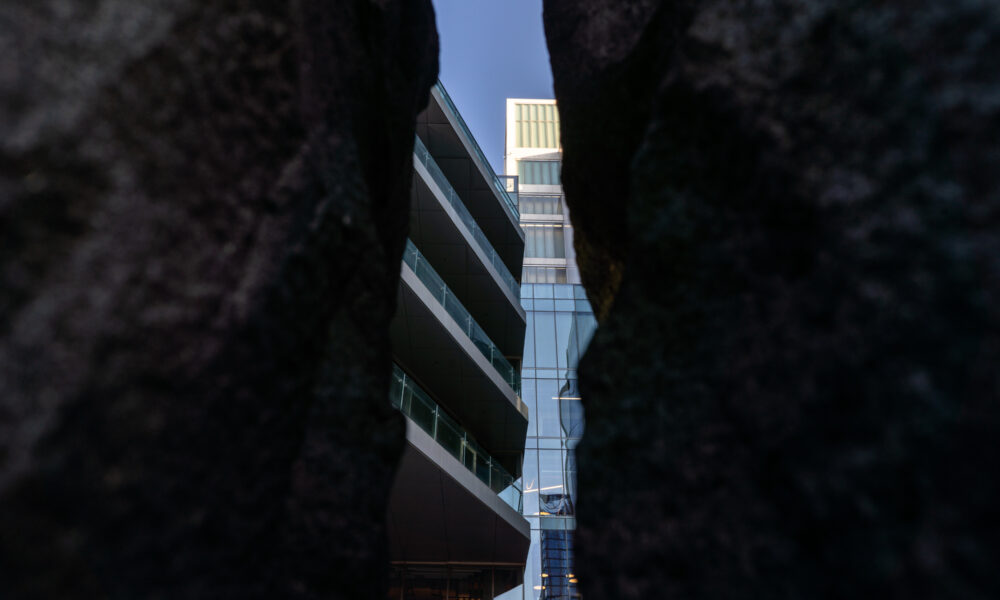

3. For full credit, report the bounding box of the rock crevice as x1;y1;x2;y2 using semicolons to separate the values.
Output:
0;2;438;598
544;1;1000;597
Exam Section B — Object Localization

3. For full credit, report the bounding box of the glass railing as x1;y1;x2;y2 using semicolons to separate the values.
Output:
413;136;521;300
433;81;521;222
391;364;523;513
403;239;521;396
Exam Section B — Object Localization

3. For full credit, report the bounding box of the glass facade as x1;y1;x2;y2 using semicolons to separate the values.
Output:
504;98;591;600
500;284;595;600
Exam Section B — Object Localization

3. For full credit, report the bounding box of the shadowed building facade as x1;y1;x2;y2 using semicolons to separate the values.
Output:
387;82;531;600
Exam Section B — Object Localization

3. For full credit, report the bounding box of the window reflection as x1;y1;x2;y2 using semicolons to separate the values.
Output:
522;449;539;516
515;274;593;600
535;380;561;437
554;313;574;369
522;379;537;437
533;313;557;368
557;379;584;439
537;449;565;509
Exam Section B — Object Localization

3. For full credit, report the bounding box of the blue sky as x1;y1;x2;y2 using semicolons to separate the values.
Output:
432;0;554;173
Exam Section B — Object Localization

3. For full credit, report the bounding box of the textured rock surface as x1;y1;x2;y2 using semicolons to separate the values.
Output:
0;2;437;598
546;1;1000;598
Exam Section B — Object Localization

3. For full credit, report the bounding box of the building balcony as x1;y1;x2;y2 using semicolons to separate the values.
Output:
389;432;530;567
390;364;523;512
391;240;529;475
416;81;524;278
389;364;529;567
412;136;525;357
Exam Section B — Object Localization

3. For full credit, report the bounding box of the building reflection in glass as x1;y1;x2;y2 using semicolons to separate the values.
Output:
501;283;596;600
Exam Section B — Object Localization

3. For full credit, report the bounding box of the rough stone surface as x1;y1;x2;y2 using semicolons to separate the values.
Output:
0;2;437;598
545;1;1000;598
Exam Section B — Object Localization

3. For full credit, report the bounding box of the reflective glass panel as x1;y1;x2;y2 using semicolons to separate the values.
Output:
538;449;568;515
522;449;539;516
533;299;555;311
521;378;537;437
533;284;554;299
574;313;598;360
553;285;574;299
554;299;575;311
554;312;574;369
536;379;563;438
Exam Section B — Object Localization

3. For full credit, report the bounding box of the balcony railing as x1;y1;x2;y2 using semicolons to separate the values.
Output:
414;136;521;300
403;239;521;395
391;364;523;513
433;81;521;222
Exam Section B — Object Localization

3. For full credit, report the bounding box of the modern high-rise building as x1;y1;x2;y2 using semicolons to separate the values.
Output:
386;82;531;600
500;99;597;600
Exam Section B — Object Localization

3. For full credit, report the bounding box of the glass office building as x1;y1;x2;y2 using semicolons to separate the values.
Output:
500;100;595;600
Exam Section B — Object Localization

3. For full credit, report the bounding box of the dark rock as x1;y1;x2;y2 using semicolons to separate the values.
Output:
0;1;437;598
545;1;1000;598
